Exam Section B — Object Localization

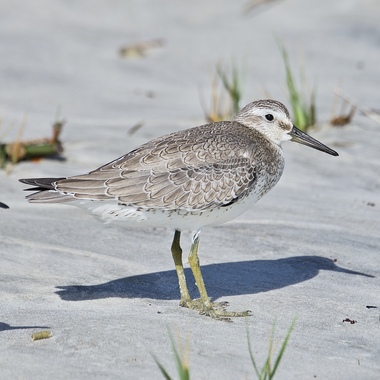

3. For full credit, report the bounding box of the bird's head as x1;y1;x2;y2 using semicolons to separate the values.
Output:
233;99;338;156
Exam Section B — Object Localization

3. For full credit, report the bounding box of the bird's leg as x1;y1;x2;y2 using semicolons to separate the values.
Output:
171;230;191;306
187;232;212;309
187;231;252;321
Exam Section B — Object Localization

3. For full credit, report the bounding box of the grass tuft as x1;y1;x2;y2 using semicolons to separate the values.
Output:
152;327;190;380
278;41;316;131
154;320;295;380
201;62;244;122
247;319;296;380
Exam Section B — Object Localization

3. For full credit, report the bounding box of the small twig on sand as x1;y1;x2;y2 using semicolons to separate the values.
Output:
335;88;380;125
0;120;64;169
330;89;356;126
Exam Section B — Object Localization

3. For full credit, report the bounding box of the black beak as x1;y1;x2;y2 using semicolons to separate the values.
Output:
290;125;339;156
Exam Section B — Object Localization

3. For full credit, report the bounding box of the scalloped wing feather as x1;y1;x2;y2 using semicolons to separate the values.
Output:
21;121;260;210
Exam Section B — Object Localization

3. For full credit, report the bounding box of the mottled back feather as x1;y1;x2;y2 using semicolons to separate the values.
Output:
21;121;267;211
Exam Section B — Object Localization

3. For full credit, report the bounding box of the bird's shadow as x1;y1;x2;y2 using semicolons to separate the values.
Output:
55;256;373;302
0;322;50;332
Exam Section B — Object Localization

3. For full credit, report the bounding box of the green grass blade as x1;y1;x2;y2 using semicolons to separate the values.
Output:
152;327;190;380
246;320;262;379
310;86;317;126
247;317;296;380
168;328;190;380
216;63;243;115
152;354;173;380
277;39;316;131
269;319;296;378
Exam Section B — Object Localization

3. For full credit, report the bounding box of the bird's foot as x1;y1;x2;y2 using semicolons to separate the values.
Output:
180;299;251;321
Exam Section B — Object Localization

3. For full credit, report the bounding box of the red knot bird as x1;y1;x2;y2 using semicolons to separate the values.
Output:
20;99;338;320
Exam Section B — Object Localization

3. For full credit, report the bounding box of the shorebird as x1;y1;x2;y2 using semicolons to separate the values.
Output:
20;99;338;320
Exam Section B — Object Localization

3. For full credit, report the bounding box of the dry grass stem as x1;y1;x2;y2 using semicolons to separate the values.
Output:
278;41;316;131
334;87;380;125
0;117;64;169
201;62;244;122
119;39;165;59
31;331;52;341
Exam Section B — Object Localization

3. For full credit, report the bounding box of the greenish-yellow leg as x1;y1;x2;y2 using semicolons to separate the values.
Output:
171;230;191;305
172;230;251;321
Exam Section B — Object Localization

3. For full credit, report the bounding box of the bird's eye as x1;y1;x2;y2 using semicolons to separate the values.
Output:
265;114;274;122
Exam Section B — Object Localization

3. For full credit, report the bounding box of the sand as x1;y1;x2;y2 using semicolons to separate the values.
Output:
0;0;379;378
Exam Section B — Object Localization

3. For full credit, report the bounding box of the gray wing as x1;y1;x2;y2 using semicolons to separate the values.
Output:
24;121;258;211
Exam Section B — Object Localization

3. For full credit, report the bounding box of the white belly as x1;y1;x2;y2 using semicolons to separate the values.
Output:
74;164;283;232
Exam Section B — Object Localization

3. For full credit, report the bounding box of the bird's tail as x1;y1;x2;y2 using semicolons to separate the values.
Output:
19;178;73;203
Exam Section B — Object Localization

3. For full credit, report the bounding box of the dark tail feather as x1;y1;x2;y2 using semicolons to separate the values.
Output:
19;177;73;203
19;177;66;191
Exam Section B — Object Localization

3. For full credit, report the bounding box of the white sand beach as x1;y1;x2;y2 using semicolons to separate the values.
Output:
0;1;379;378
